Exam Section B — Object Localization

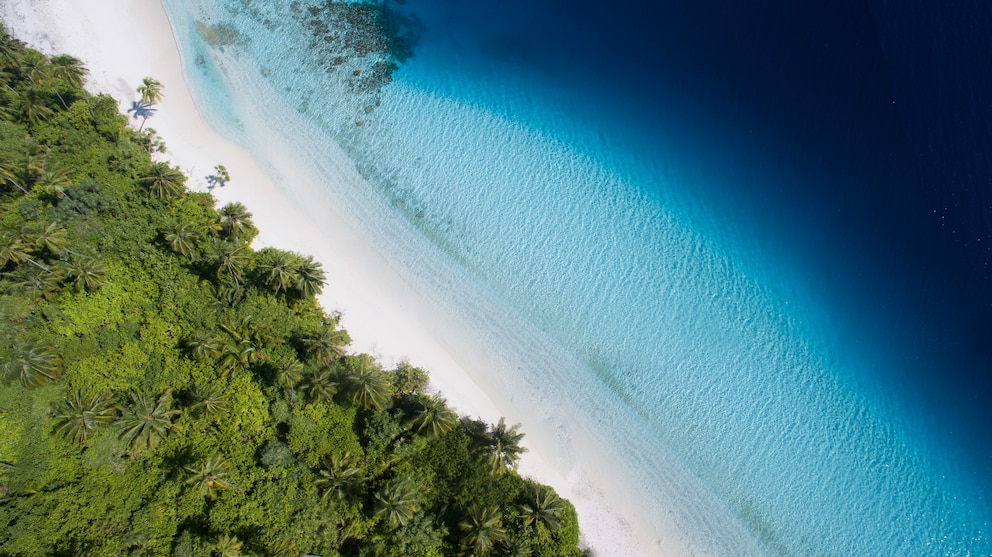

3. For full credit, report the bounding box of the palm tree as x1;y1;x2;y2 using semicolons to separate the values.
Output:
23;222;67;256
8;269;62;301
139;162;186;199
18;50;49;83
19;88;54;124
258;249;299;298
315;452;362;504
0;160;30;195
293;255;326;298
58;255;106;292
1;342;61;388
190;384;230;419
0;231;32;267
216;334;256;378
304;322;350;365
206;164;231;189
137;77;164;105
212;534;242;557
374;477;423;528
210;239;250;288
51;390;116;446
500;537;533;557
185;452;234;500
0;28;25;66
218;202;254;245
116;389;180;451
267;539;298;557
186;330;224;361
0;228;51;273
161;220;202;262
37;161;75;204
49;54;87;88
343;354;392;410
273;355;304;392
458;504;506;556
411;394;458;439
484;418;527;474
299;366;338;404
519;484;565;532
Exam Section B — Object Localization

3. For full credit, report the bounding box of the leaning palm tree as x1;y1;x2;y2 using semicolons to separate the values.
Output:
137;77;164;105
315;452;362;504
139;161;186;199
37;160;75;202
116;389;180;451
19;88;54;124
8;269;62;301
1;341;62;388
23;222;67;256
374;477;424;529
343;354;392;410
484;418;527;474
0;160;30;195
18;50;49;83
51;390;117;446
293;255;326;298
48;54;87;88
411;394;458;439
458;504;506;557
185;452;234;500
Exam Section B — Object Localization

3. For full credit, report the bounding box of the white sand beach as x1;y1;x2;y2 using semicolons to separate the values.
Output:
1;1;666;554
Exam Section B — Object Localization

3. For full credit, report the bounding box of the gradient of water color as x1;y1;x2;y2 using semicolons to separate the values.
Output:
162;0;992;554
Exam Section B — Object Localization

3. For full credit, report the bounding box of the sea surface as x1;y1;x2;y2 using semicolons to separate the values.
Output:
161;0;992;554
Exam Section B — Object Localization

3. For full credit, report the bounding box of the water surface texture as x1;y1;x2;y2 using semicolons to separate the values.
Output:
162;0;992;554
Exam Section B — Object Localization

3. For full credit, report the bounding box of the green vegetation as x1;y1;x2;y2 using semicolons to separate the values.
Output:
0;26;582;556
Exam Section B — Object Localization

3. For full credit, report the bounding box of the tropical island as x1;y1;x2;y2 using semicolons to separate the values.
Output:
0;26;582;556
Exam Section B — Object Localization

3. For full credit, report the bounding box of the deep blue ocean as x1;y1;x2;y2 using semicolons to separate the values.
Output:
163;0;992;553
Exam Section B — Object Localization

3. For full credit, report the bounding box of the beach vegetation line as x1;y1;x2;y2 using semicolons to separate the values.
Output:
0;27;583;557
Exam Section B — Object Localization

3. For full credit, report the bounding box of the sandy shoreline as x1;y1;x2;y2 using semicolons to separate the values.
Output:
1;1;664;554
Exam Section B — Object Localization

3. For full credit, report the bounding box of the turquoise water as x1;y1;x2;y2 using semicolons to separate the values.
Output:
162;0;992;554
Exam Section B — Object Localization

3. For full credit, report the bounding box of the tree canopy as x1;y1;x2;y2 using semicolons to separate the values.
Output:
0;25;582;557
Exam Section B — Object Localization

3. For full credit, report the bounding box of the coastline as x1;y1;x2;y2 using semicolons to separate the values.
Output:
0;1;665;554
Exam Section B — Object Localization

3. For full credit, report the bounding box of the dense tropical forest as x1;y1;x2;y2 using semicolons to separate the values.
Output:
0;25;582;557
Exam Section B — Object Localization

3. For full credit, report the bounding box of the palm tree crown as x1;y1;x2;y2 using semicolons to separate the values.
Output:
374;477;424;528
139;162;185;199
51;390;116;446
484;418;527;474
49;54;87;88
2;342;62;388
116;389;180;451
185;452;234;499
137;77;164;105
459;504;507;556
344;354;392;410
412;394;458;439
